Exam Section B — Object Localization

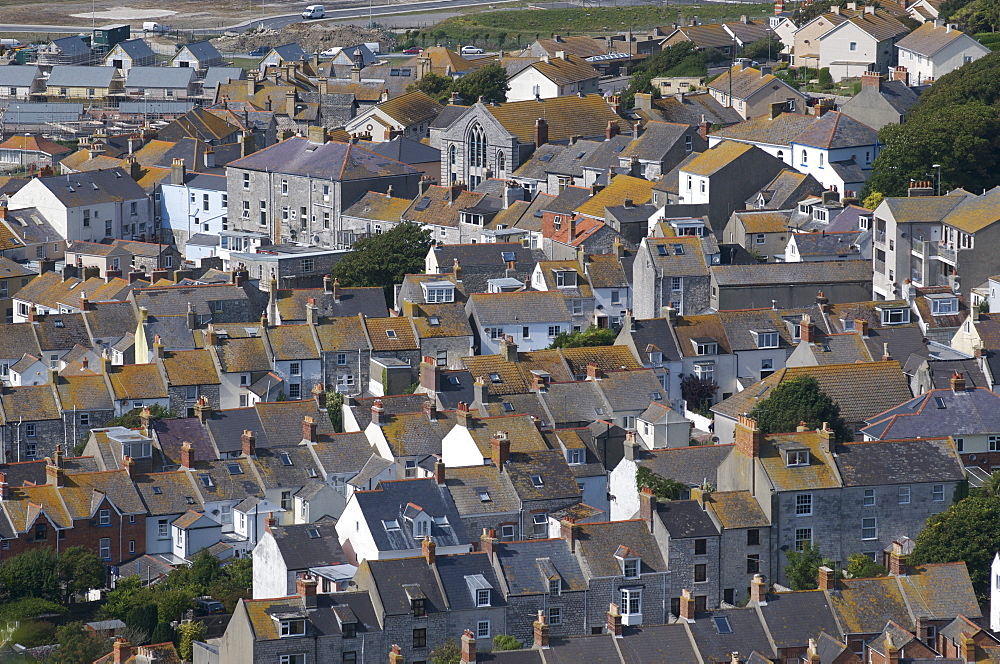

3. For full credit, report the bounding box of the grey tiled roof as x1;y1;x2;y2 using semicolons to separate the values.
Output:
834;438;964;486
688;607;775;662
228;136;419;181
125;67;194;89
757;590;840;649
114;39;156;60
47;66;114;88
0;66;39;87
177;41;222;62
435;551;507;610
712;260;872;286
634;444;734;489
35;168;146;207
655;499;719;539
862;386;1000;438
469;290;571;326
791;111;878;150
363;556;447;615
269;522;347;571
354;477;469;551
496;538;587;595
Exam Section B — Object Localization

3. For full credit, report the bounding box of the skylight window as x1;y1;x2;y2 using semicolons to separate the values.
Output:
651;391;662;401
713;616;733;634
428;316;441;326
280;452;293;466
383;519;400;531
386;329;397;339
501;251;516;262
185;496;195;504
448;375;461;386
539;154;553;162
502;402;515;412
477;489;491;502
934;397;946;409
199;474;214;487
656;245;668;256
307;527;321;539
672;244;685;255
489;372;502;384
415;197;431;211
152;486;162;495
227;463;243;475
54;319;65;328
531;474;544;488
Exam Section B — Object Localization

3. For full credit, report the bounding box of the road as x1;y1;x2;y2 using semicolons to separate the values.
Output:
0;0;519;35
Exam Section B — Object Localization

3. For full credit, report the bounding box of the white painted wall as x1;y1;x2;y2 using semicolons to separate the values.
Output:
252;531;291;599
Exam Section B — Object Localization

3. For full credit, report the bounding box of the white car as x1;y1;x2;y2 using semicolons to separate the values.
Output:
320;47;342;57
461;45;485;54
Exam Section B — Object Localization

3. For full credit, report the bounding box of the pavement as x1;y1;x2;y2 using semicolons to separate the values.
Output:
0;0;520;35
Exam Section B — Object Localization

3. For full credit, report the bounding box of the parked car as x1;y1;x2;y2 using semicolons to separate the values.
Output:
195;597;225;615
249;46;269;57
320;46;342;57
461;45;484;54
402;47;424;55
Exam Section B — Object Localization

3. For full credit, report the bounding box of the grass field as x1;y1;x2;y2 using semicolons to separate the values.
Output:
408;3;773;49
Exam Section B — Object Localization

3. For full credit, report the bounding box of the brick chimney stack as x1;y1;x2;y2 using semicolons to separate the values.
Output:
499;335;518;362
371;399;385;426
265;512;277;532
434;460;446;486
423;399;438;422
180;441;194;469
533;610;550;649
560;519;579;552
461;629;477;663
638;487;656;532
481;528;498;560
856;319;869;336
302;416;317;443
861;71;881;90
491;431;510;467
422;536;436;565
534;118;548;146
389;644;404;664
241;430;256;457
606;603;623;636
735;415;762;458
951;371;966;393
800;313;815;343
0;471;8;499
113;638;132;664
420;356;440;393
817;565;836;591
123;455;135;479
456;401;471;427
297;575;318;608
888;543;908;576
750;574;767;604
586;363;603;380
679;589;695;622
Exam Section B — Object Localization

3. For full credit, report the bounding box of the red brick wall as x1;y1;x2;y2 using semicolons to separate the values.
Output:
1;507;145;565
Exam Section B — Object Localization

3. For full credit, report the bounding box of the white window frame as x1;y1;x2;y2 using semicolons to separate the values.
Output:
898;486;911;504
932;484;945;502
861;517;877;540
620;587;642;617
863;488;875;506
795;493;812;516
477;620;491;638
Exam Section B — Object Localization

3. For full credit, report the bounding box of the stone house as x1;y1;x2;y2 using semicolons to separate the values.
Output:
632;235;710;318
226;134;420;248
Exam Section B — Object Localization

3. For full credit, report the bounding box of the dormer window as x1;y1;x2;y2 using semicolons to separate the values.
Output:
929;296;958;315
649;351;663;364
842;319;855;331
422;281;455;303
476;589;491;606
693;339;718;356
623;558;639;579
411;597;426;617
279;619;306;637
567;449;584;465
751;330;779;349
341;622;357;638
786;450;810;467
554;269;577;288
549;578;561;595
880;307;910;325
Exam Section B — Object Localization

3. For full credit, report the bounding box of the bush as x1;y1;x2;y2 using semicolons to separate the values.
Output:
492;635;522;651
10;621;57;648
817;67;833;87
150;622;176;646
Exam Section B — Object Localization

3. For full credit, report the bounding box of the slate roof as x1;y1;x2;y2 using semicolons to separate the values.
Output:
495;537;587;595
47;66;115;88
524;54;600;86
714;112;818;147
688;607;775;662
708;64;794;101
175;41;222;63
469;290;570;326
362;555;448;616
1;384;62;422
484;95;630;144
713;260;872;286
354;477;468;550
227;137;419;181
897;21;975;55
791;231;862;258
534;35;608;58
445;464;520;516
56;374;114;412
0;66;39;88
125;67;194;89
269;522;347;570
634;444;734;490
826;575;913;633
616;624;701;663
253;444;322;489
30;168;146;207
0;134;70;156
834;438;963;485
188;458;262;501
757;590;841;650
108;363;167;400
833;10;910;42
791;111;878;150
435;550;507;610
374;89;443;126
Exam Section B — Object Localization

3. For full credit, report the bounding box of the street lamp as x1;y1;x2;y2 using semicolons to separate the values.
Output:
931;163;941;196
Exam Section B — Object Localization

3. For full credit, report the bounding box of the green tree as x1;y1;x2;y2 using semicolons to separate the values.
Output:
101;575;148;620
59;546;107;602
430;638;462;664
910;493;1000;602
749;375;853;441
51;623;109;664
453;63;509;105
547;325;618;349
862;190;884;210
330;221;432;302
636;466;687;500
408;71;454;103
0;547;61;602
150;622;176;646
0;597;67;623
740;36;783;61
982;470;1000;498
784;542;834;590
125;604;159;642
846;552;887;578
492;635;522;651
680;374;719;416
817;67;833;88
176;621;206;661
10;621;57;647
327;390;345;432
